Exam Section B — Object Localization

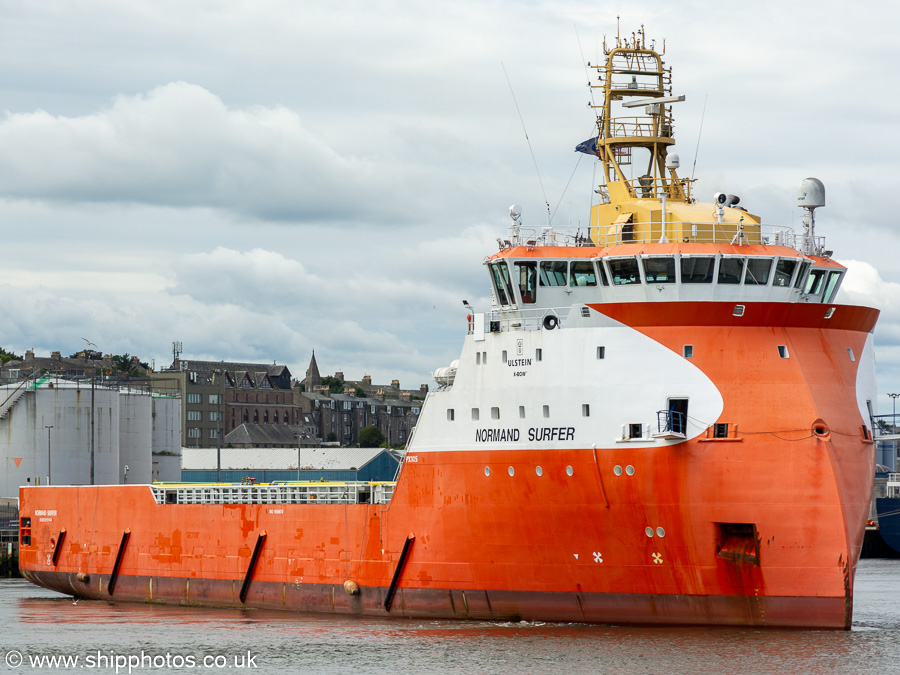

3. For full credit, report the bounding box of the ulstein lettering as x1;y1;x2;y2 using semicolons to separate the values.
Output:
507;359;532;367
528;427;576;442
475;428;521;443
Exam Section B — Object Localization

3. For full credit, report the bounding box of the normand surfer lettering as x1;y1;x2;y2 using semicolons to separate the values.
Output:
475;427;575;442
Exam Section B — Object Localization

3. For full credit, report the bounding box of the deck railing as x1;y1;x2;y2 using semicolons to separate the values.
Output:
151;482;395;506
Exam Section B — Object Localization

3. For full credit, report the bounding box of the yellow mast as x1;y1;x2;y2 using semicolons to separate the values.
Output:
583;27;761;246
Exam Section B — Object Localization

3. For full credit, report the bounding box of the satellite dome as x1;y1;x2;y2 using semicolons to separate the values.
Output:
797;177;825;209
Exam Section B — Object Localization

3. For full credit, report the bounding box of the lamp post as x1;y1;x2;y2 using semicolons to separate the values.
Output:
45;425;53;486
82;338;98;484
214;369;223;484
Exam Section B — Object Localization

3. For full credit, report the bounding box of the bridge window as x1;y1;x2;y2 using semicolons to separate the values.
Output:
774;258;798;286
540;261;567;286
570;261;597;286
471;408;480;421
718;257;745;284
681;256;715;283
794;260;812;289
515;261;537;303
805;269;827;296
683;345;693;358
823;271;843;303
642;256;675;283
628;423;643;439
608;257;641;285
489;262;512;306
491;407;500;419
582;404;590;417
745;258;773;285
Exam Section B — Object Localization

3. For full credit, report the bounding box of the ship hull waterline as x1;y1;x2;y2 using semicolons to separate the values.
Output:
21;569;849;629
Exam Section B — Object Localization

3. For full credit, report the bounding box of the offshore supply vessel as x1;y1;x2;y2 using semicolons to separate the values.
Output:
18;28;878;628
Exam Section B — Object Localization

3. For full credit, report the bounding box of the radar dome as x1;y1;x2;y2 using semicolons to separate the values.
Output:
509;204;522;221
665;152;680;169
797;178;825;209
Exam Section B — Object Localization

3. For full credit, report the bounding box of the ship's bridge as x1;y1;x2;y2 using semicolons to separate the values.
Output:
482;237;844;333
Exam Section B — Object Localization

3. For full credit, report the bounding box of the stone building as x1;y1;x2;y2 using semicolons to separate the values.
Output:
151;358;296;449
294;353;424;447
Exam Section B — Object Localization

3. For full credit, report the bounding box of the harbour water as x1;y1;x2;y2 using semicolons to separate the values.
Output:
3;559;900;674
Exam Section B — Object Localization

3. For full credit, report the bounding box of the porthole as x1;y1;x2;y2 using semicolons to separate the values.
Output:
656;527;666;538
535;466;543;476
613;465;623;476
484;467;490;477
645;527;654;537
625;465;635;476
566;465;574;477
508;466;515;477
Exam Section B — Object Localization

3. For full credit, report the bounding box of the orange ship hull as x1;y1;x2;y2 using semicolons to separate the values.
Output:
17;303;878;628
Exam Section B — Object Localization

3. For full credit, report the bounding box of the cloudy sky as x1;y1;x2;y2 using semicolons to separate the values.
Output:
1;1;899;409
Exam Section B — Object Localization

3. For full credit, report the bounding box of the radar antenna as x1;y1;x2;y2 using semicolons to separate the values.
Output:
797;178;826;256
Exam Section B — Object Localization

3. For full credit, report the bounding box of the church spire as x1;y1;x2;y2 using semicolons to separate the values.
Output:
304;350;321;389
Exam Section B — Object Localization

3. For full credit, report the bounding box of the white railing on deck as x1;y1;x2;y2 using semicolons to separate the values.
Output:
151;482;395;506
501;222;824;253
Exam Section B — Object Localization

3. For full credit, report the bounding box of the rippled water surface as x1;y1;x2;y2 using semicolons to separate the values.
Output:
3;559;900;673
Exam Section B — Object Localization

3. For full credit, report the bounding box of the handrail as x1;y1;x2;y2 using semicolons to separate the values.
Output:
497;222;823;252
150;482;395;506
657;410;685;435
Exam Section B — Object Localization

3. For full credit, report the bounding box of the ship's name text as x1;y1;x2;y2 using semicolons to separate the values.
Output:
475;427;575;443
507;359;532;367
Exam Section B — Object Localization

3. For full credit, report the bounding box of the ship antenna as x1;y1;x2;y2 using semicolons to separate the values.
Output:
575;25;597;108
501;61;552;225
690;94;708;184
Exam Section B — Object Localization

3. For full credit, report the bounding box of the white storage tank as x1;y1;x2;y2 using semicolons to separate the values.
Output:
0;380;120;497
119;391;152;484
152;395;182;482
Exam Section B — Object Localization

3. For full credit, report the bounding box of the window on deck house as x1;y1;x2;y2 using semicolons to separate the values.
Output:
570;261;597;286
539;261;567;286
515;261;537;303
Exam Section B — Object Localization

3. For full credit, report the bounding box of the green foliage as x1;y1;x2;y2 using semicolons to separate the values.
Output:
109;353;149;377
320;375;344;394
355;387;366;398
359;425;385;448
0;347;21;364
